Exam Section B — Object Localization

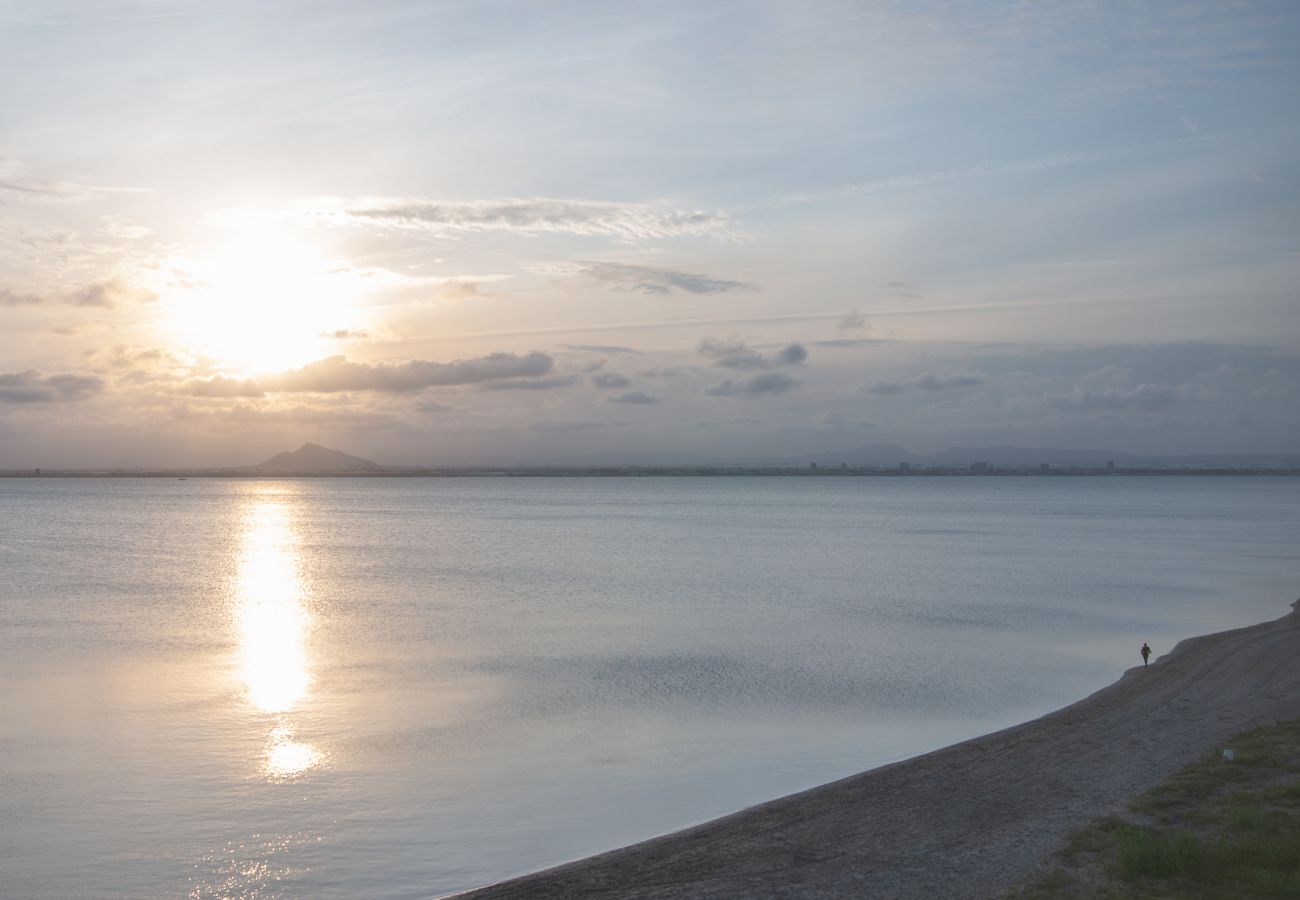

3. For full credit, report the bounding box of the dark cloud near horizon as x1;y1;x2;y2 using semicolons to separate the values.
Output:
527;418;630;433
704;372;799;397
569;261;753;296
812;338;882;348
607;391;657;405
1049;383;1184;411
265;352;554;393
0;370;103;403
698;337;808;371
869;371;984;394
564;343;640;355
478;374;581;391
590;370;633;389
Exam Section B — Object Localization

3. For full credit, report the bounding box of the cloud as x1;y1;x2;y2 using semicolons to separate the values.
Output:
914;372;983;390
812;338;881;348
335;197;731;242
590;370;633;389
641;365;694;378
869;371;984;394
704;372;799;396
699;337;766;369
1;280;153;309
478;374;581;391
324;328;370;340
527;418;630;433
264;352;554;393
607;391;657;405
1;287;43;306
172;401;411;434
180;376;265;398
561;261;754;296
698;337;808;370
1049;383;1184;411
776;343;808;365
563;344;640;355
0;370;103;403
838;309;867;330
66;282;117;308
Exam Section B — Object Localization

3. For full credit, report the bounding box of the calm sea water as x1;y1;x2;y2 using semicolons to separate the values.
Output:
1;476;1297;898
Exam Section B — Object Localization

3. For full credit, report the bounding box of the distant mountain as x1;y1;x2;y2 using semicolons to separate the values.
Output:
253;443;384;472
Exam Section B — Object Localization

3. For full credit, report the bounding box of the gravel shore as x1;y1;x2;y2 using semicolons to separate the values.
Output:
454;599;1300;899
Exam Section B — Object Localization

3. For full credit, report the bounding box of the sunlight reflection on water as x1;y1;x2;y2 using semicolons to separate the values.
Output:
234;493;320;779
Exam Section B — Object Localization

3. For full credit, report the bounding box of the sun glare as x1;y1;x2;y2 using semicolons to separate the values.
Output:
162;227;362;375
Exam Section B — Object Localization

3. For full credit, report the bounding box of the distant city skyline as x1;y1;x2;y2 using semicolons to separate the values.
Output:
2;1;1298;467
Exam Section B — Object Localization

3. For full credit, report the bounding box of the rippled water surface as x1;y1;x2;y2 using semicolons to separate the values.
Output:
2;476;1297;898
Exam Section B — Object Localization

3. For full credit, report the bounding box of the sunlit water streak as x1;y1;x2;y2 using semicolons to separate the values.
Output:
1;477;1297;898
235;495;320;779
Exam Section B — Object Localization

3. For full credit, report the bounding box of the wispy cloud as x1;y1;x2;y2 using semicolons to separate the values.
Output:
869;371;984;394
527;418;630;433
0;370;103;403
478;374;581;391
0;287;42;306
180;376;265;398
554;260;754;296
704;372;799;397
0;279;152;309
563;343;641;355
770;135;1217;209
323;197;732;242
0;157;150;204
1049;383;1186;411
607;391;657;405
264;352;554;394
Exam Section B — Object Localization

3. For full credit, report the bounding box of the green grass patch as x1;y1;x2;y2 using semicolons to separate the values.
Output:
1009;718;1300;899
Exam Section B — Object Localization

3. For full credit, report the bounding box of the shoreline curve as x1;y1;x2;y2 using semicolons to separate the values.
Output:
452;600;1300;899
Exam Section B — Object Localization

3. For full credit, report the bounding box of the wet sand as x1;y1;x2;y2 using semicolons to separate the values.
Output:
454;600;1300;899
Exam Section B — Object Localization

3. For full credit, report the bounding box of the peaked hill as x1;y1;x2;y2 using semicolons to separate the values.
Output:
253;443;384;472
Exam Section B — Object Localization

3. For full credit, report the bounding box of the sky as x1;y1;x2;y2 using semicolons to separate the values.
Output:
1;0;1298;467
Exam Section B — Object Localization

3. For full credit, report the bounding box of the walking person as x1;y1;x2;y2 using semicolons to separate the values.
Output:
1141;642;1151;667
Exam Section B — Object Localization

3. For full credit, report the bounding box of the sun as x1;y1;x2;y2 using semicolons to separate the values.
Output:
161;227;363;375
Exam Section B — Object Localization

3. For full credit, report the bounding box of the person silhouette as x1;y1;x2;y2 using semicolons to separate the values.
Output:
1141;642;1151;667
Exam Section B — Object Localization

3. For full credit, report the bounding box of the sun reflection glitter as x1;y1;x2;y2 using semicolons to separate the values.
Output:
236;501;309;713
265;724;320;779
233;496;320;779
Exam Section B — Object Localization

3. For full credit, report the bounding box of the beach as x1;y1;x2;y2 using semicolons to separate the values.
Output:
456;599;1300;899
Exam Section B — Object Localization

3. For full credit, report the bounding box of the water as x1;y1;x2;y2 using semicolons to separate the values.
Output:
1;476;1296;898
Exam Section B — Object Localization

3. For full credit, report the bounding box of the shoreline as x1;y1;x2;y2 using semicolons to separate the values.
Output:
452;600;1300;899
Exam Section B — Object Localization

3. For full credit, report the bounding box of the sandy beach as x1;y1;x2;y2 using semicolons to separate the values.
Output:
455;599;1300;899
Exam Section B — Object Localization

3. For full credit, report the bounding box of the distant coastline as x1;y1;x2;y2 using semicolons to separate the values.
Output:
3;465;1298;478
9;441;1296;478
